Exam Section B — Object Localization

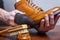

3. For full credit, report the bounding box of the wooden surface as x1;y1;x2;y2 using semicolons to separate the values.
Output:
0;25;60;40
31;25;60;40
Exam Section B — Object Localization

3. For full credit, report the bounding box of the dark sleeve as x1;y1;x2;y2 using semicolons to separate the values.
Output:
0;0;4;9
14;13;35;27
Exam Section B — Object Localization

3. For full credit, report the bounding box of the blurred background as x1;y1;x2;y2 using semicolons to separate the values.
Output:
3;0;60;25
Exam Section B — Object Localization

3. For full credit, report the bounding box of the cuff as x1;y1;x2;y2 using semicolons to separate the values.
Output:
14;13;34;27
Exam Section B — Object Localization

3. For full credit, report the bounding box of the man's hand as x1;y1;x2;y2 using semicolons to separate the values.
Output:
0;8;60;32
0;8;25;26
37;13;60;32
8;10;25;26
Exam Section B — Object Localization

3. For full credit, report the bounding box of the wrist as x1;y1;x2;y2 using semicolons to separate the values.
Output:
0;8;10;22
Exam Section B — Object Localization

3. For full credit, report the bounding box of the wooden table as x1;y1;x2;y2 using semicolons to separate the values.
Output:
0;25;60;40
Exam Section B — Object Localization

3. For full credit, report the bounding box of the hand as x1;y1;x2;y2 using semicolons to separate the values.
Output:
0;8;25;26
37;13;60;32
8;10;25;26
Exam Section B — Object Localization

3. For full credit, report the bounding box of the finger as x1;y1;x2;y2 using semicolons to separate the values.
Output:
44;14;50;31
38;19;45;32
45;14;50;27
49;13;54;25
49;13;54;29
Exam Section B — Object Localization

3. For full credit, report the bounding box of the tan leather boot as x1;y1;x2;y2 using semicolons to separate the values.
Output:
15;0;60;22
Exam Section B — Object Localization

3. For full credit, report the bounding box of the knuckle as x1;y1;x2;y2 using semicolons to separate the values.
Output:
50;25;55;29
45;15;49;20
41;19;45;22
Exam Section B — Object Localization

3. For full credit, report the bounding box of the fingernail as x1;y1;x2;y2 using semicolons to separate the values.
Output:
50;13;54;18
51;12;53;14
42;19;44;21
45;14;48;17
45;14;49;20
